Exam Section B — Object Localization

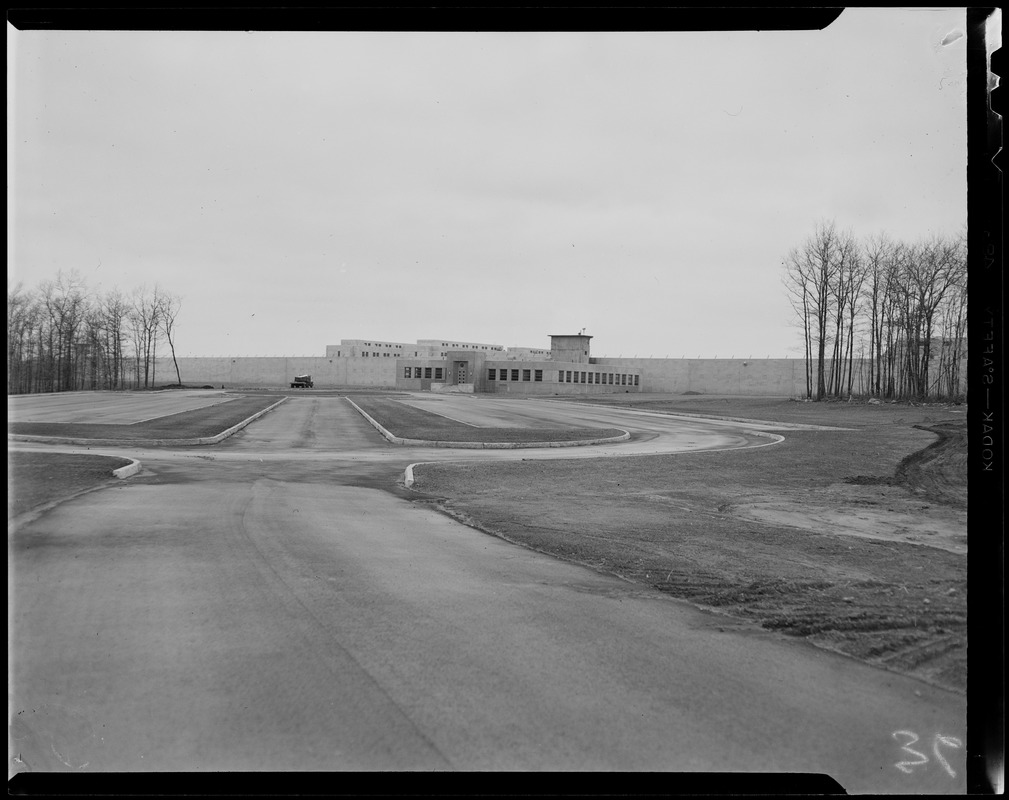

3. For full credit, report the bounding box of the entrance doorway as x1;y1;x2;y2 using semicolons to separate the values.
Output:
454;361;468;384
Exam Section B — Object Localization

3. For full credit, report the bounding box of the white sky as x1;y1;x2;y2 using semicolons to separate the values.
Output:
8;9;967;358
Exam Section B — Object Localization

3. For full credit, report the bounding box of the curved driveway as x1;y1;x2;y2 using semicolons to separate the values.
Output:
9;392;965;791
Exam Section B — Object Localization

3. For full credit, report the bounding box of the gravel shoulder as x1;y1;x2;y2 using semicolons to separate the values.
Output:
408;397;969;693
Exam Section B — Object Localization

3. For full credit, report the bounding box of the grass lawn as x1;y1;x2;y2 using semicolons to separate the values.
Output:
8;451;134;519
351;396;626;443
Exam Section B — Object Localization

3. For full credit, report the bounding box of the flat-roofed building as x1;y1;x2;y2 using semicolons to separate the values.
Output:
503;347;551;361
394;333;641;395
326;339;411;358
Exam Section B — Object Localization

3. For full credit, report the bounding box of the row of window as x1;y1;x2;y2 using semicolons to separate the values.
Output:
488;369;544;382
362;351;395;357
558;370;639;386
435;342;503;350
486;369;638;385
404;367;445;380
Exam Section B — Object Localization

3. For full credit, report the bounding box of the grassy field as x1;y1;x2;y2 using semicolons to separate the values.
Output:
408;396;969;693
351;395;626;443
8;451;134;519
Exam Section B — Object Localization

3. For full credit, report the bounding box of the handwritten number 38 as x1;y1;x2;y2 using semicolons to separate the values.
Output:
893;730;963;777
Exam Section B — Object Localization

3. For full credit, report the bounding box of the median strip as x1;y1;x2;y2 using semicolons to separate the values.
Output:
8;396;287;447
347;396;629;449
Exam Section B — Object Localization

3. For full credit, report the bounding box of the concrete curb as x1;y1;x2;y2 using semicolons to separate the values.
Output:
403;462;423;488
346;397;630;449
6;397;289;448
112;458;143;479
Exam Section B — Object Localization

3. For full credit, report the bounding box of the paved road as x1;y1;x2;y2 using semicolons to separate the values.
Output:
9;393;966;791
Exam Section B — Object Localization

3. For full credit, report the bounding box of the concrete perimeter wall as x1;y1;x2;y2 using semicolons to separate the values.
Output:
156;355;872;396
593;357;845;396
154;356;397;388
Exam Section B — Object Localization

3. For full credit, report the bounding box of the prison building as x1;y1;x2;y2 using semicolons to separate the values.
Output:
326;338;506;359
394;334;641;395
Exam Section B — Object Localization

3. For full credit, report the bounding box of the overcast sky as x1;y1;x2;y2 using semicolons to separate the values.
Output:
8;9;967;358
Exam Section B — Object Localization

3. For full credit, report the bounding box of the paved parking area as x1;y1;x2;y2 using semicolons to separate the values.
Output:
8;390;235;425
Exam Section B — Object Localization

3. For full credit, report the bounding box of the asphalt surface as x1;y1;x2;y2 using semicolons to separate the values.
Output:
9;392;967;790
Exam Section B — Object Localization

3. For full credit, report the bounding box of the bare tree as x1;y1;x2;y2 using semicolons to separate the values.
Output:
7;283;39;394
782;248;814;398
8;275;187;395
842;239;869;398
787;224;966;402
102;289;130;389
129;285;161;389
158;289;184;386
860;232;895;397
785;220;844;400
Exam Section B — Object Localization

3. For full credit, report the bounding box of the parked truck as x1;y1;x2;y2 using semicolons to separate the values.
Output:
290;374;314;388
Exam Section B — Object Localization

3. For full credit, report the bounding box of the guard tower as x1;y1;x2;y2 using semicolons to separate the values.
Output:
550;334;592;364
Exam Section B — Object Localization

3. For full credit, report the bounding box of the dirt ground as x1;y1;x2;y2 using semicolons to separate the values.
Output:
408;396;969;693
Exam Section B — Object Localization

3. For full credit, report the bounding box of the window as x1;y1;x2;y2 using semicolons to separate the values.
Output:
522;370;531;381
634;375;639;386
581;372;586;383
403;367;412;378
424;367;432;379
534;370;543;382
621;374;626;385
488;369;497;380
566;371;572;382
435;368;443;380
558;371;564;382
594;373;600;384
511;370;519;381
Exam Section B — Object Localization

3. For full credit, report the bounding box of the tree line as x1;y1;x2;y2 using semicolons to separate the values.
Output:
782;220;967;402
7;271;183;395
